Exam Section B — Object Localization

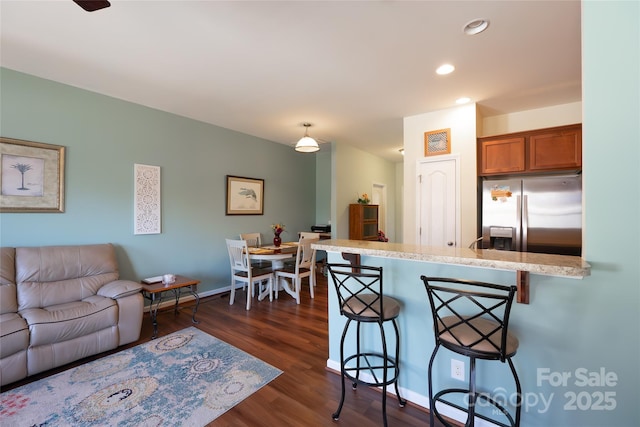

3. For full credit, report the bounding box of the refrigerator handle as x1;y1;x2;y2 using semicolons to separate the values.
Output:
522;195;529;251
516;195;522;250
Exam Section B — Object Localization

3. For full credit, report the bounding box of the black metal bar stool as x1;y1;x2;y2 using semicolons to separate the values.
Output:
421;276;522;427
327;264;406;426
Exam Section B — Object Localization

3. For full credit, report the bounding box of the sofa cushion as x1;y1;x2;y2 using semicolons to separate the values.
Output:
1;248;17;314
16;244;120;310
1;350;28;387
0;283;17;315
19;295;118;346
27;328;118;377
0;312;29;358
0;247;15;286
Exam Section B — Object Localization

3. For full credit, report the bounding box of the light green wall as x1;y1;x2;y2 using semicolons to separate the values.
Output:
0;68;316;294
580;2;639;424
333;142;397;241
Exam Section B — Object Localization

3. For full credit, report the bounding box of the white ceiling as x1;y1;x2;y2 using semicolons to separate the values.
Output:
0;0;581;162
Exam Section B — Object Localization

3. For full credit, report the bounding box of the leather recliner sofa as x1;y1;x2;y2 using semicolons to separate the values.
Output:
0;243;144;386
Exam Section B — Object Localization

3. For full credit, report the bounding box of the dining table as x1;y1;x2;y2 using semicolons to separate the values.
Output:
246;242;298;269
246;242;299;301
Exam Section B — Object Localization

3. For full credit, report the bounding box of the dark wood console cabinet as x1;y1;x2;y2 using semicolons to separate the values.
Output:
349;204;379;241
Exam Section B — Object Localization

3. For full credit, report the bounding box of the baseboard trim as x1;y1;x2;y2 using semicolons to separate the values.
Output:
325;358;431;410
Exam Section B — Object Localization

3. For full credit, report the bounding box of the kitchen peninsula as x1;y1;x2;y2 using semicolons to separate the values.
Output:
314;239;590;304
313;239;592;421
313;239;590;278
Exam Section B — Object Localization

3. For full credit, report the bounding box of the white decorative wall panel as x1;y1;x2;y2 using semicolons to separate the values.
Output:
134;164;161;235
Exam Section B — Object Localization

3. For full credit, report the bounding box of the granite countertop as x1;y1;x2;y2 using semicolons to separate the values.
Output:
312;239;591;278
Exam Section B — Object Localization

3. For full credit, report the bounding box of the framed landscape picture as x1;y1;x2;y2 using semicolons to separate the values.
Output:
226;175;264;215
0;137;65;213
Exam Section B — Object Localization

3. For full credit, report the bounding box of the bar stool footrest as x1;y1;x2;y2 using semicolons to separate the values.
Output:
343;352;400;387
432;388;517;427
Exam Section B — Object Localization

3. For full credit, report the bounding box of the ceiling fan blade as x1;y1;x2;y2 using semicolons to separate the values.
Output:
73;0;111;12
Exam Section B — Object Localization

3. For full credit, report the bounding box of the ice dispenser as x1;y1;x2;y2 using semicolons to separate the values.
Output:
489;226;515;251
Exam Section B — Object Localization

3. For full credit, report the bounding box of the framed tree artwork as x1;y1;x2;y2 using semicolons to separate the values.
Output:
0;137;65;213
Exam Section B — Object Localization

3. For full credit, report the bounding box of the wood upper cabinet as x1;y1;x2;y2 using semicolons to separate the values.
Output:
349;204;379;241
478;137;526;175
478;124;582;176
528;126;582;171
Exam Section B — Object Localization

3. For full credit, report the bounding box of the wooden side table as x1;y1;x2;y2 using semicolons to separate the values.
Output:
141;275;200;339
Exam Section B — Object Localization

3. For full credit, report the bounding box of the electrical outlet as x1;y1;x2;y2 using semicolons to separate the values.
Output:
451;359;465;381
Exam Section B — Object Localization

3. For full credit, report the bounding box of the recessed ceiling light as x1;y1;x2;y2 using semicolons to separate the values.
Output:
456;97;471;104
463;19;490;35
436;64;455;75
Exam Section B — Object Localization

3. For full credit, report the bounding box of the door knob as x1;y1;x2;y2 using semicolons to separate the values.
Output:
447;241;454;246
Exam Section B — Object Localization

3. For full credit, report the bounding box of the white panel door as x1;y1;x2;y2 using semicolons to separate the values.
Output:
417;156;459;247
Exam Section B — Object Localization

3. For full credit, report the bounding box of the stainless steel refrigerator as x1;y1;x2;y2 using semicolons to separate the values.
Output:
480;174;582;256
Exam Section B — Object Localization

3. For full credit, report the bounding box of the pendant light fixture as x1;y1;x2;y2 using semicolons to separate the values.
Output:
295;123;320;153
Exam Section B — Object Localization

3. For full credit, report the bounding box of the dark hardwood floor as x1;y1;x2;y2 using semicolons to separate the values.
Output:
5;271;447;426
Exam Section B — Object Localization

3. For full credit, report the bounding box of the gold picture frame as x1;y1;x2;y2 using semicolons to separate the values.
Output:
424;128;451;156
226;175;264;215
0;137;65;213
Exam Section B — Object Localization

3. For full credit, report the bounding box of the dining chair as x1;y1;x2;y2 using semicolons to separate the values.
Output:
239;232;262;248
239;232;273;278
225;238;274;310
238;233;260;295
274;236;319;304
298;231;320;240
286;232;321;269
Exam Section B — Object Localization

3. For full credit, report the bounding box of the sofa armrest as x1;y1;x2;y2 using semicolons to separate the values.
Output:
98;280;142;299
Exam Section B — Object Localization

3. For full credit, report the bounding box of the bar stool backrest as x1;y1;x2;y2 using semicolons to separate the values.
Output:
421;276;517;362
327;264;386;323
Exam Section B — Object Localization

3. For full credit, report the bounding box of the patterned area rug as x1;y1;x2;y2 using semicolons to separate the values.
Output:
0;327;282;426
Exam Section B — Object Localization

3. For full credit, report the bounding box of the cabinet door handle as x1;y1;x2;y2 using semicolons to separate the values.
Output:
447;241;454;246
